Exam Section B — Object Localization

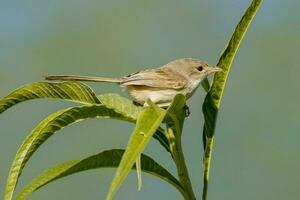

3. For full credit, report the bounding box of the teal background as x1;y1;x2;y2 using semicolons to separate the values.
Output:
1;0;299;199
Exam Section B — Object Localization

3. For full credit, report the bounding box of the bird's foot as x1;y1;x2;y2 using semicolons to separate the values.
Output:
184;105;190;117
133;101;143;107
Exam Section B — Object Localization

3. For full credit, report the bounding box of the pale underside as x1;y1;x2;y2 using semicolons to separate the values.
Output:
124;85;186;107
119;68;192;107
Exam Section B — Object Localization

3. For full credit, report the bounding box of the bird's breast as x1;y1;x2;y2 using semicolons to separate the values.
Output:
125;85;183;107
185;78;203;98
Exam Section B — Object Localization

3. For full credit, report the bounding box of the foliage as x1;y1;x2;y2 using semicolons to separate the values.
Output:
201;1;262;199
0;0;262;200
16;149;184;200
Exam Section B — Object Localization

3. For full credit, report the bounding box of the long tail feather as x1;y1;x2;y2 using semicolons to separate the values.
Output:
45;75;121;83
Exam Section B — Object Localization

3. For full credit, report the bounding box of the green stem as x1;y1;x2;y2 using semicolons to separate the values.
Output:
167;128;196;200
202;137;214;200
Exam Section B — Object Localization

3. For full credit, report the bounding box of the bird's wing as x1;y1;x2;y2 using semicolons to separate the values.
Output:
120;68;186;89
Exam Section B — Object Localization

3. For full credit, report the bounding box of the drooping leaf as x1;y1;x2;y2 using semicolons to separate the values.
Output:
106;100;166;200
4;105;133;200
16;149;185;200
0;81;100;114
0;82;170;154
98;93;142;120
201;1;262;200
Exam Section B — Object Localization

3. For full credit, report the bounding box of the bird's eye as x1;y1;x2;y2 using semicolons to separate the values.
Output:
197;66;204;72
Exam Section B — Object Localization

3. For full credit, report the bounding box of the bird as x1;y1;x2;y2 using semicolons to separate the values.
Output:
45;58;222;108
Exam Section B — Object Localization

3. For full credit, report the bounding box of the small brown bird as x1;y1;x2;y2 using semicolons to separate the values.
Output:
45;58;222;107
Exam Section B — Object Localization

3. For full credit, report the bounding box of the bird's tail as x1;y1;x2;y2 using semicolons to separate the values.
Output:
45;75;121;83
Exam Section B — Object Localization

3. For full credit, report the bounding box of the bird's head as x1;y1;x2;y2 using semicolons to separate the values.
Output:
165;58;223;81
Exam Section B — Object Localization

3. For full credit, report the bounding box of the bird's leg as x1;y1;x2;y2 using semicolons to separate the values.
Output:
133;101;143;106
184;105;190;117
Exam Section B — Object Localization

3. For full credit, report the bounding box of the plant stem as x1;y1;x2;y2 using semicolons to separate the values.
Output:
202;137;214;200
167;128;196;200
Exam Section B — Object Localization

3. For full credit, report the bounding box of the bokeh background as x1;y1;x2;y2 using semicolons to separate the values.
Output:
1;0;299;199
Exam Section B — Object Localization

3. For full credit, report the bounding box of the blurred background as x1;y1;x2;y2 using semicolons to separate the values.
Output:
0;0;299;199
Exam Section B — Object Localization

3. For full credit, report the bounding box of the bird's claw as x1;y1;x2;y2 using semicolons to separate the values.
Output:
184;105;190;117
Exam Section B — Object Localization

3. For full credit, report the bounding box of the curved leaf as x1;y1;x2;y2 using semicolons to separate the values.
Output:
0;80;171;153
106;100;166;200
201;1;262;199
0;81;100;114
153;128;170;153
4;105;132;200
200;78;210;93
16;149;185;200
202;0;262;139
98;93;142;120
164;94;186;136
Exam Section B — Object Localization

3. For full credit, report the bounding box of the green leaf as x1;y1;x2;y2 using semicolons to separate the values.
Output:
153;128;170;154
99;93;170;153
164;94;196;200
0;81;100;114
4;105;133;200
0;81;171;154
0;80;171;154
16;149;185;200
202;0;262;139
106;100;166;200
98;93;142;120
201;1;262;200
164;94;186;136
200;78;210;93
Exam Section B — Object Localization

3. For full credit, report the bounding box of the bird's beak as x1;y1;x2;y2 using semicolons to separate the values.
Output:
210;66;223;73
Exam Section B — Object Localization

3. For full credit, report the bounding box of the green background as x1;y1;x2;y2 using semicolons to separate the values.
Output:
1;0;299;199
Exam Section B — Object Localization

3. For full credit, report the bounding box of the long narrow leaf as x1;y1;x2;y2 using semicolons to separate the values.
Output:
4;105;133;200
0;83;170;153
202;0;262;139
201;1;262;199
0;81;100;114
106;100;166;200
16;149;184;200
